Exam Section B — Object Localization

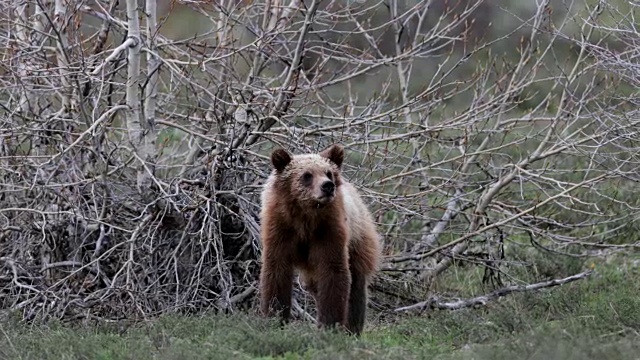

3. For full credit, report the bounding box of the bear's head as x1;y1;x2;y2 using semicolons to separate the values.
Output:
269;144;344;208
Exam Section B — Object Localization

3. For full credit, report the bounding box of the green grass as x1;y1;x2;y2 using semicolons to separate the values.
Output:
1;259;639;360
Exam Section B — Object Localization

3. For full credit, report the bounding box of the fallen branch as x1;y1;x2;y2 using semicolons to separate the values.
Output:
215;286;256;310
395;270;593;312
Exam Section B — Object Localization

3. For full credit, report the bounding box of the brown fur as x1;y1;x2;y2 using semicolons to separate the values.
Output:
259;144;381;335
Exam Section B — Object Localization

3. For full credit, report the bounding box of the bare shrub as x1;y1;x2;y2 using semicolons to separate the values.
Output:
0;0;638;323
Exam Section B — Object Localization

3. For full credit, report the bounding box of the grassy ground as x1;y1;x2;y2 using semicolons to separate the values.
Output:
1;258;639;360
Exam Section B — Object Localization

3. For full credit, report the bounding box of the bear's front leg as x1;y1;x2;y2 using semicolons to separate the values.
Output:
260;247;294;323
310;242;351;329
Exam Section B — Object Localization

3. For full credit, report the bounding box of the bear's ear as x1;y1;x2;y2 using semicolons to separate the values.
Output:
271;148;292;172
320;144;344;169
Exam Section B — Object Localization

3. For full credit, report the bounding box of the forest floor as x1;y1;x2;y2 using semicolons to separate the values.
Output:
1;255;639;360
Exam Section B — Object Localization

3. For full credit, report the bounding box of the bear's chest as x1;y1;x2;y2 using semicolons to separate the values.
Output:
294;242;310;264
292;226;327;256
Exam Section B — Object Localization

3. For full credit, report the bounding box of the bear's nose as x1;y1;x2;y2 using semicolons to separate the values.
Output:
321;181;335;195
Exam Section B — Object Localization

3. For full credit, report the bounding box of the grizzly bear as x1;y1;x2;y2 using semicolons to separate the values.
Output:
258;144;381;335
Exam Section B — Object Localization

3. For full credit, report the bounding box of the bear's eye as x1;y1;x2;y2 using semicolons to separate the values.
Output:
326;171;333;180
302;172;313;181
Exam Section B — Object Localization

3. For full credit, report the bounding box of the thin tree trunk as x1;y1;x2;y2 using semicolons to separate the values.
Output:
144;0;159;179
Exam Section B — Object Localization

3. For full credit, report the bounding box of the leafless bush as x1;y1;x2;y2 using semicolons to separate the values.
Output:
0;0;638;323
